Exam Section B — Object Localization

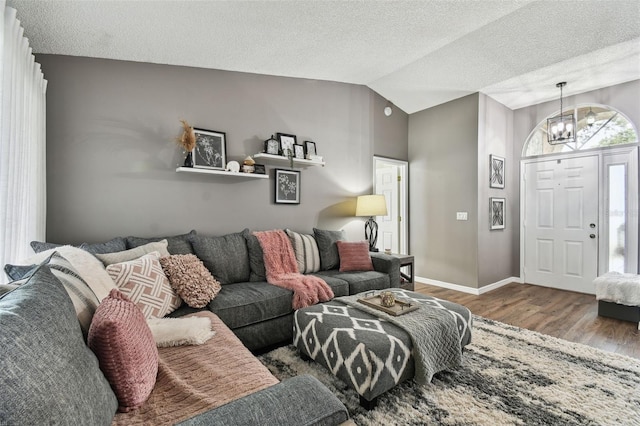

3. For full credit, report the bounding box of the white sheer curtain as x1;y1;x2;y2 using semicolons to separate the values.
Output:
0;2;47;282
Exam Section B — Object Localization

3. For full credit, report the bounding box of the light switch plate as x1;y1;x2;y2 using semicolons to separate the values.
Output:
456;212;468;221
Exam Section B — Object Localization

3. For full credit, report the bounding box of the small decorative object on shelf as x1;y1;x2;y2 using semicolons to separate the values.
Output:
242;156;255;173
304;141;317;159
264;135;279;155
277;133;297;169
293;143;305;159
225;161;240;173
254;164;266;174
175;119;196;168
380;291;395;307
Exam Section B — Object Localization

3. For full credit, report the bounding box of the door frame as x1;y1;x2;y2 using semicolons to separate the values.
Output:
373;156;409;255
520;145;639;284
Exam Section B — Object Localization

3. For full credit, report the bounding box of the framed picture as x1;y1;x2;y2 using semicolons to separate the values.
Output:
490;197;505;230
264;136;279;155
276;133;297;157
275;169;300;204
193;128;226;170
490;154;505;189
293;143;305;159
254;164;266;174
304;141;317;158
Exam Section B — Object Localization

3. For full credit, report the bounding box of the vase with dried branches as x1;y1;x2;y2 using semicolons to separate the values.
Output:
176;119;196;167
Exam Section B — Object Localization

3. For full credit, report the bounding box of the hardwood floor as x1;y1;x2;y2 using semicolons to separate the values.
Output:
414;282;640;359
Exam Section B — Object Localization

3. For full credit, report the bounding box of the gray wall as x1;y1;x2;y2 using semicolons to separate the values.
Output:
408;93;480;288
37;55;408;244
477;94;517;286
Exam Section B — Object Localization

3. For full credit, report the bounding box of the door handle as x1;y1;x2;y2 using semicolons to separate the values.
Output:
589;234;596;239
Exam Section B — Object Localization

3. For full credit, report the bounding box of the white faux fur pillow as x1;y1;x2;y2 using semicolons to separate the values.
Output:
146;316;215;348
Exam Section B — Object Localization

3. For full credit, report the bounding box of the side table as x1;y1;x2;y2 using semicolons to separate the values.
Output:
385;253;414;291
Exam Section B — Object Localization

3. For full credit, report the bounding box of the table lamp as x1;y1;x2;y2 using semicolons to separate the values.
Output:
355;194;388;252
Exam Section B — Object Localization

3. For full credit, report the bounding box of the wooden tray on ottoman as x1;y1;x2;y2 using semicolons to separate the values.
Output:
357;294;420;316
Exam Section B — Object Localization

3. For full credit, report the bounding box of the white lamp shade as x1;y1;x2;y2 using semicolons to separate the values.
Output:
355;195;388;217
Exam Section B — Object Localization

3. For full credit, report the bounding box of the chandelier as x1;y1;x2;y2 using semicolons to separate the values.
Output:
547;82;575;145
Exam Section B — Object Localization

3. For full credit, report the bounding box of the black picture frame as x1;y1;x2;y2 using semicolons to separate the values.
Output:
193;128;226;170
304;141;317;158
264;136;279;155
293;143;305;159
254;164;266;174
275;169;300;204
490;154;505;189
490;197;505;230
276;133;297;157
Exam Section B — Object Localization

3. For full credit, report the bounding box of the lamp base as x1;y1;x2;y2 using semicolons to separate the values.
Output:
364;217;379;252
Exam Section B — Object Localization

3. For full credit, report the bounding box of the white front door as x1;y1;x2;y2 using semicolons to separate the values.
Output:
523;155;599;294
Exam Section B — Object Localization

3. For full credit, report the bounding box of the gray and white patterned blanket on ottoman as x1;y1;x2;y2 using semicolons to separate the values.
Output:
293;289;472;407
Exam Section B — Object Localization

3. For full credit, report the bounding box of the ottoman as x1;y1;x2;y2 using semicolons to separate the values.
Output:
293;289;472;409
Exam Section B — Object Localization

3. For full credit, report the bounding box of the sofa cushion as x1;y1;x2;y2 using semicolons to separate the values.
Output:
0;264;118;424
159;254;221;308
285;229;321;274
107;252;182;318
89;289;158;412
243;228;267;282
208;281;293;329
30;237;127;255
315;269;390;294
126;230;197;255
190;232;250;285
313;228;346;270
336;240;374;272
309;273;349;297
95;240;170;266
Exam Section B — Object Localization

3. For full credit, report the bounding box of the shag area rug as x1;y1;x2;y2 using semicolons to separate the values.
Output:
259;317;640;425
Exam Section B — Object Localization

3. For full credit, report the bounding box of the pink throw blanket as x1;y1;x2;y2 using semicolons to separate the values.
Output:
254;230;334;309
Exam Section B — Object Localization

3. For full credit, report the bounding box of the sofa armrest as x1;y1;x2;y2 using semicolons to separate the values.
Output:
370;252;401;288
176;374;349;426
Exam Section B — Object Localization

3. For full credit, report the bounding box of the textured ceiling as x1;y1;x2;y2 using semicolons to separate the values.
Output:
6;0;640;114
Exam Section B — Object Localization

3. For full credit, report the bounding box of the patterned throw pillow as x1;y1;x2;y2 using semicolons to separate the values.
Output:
285;229;321;274
159;254;221;308
88;289;158;412
106;252;181;319
336;241;374;272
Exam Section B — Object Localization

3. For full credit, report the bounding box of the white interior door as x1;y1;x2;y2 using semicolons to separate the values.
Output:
523;155;599;294
375;166;399;253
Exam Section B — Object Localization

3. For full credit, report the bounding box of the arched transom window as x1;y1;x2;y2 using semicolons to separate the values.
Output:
523;105;638;157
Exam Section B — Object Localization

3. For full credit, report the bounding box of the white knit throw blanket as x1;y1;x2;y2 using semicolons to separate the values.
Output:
336;294;462;385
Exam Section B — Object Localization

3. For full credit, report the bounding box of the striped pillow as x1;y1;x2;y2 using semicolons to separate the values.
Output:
10;252;101;338
285;229;321;274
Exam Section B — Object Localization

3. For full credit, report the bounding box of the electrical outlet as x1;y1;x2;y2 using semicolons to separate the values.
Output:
456;212;468;221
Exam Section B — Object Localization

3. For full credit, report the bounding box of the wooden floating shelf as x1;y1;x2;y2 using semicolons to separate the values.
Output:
176;167;269;179
253;153;325;167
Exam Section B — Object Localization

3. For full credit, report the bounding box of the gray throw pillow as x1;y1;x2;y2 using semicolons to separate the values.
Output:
313;228;346;270
190;232;250;285
0;264;118;424
30;237;127;255
4;263;38;281
126;230;196;255
242;228;266;282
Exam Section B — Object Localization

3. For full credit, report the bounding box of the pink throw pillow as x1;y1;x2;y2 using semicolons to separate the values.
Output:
159;254;221;308
336;241;374;272
88;289;158;412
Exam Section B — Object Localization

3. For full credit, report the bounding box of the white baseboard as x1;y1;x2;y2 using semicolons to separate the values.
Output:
415;275;523;295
